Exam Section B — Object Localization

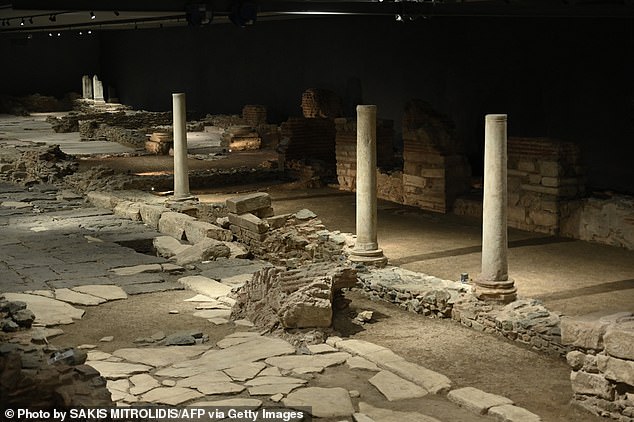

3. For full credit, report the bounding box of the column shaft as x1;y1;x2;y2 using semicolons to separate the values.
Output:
476;114;516;302
172;93;191;200
349;105;387;267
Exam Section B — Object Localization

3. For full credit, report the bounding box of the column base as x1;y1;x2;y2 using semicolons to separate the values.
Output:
170;194;197;202
349;248;388;268
474;278;517;303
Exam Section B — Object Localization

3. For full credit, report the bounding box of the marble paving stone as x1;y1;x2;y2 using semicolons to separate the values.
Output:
259;367;282;377
346;356;380;371
245;376;308;386
358;402;442;422
234;319;254;327
193;309;232;319
352;413;376;422
170;337;295;372
87;351;113;361
31;327;64;342
184;294;215;302
293;366;324;374
178;275;233;298
54;288;106;306
110;264;163;276
113;346;210;367
382;359;452;394
488;404;542;422
122;281;183;295
72;284;128;301
87;361;152;380
336;339;387;356
3;293;84;325
140;387;203;405
223;362;266;381
307;344;338;354
248;384;304;396
189;398;262;408
15;267;61;283
26;289;54;298
176;371;233;389
129;374;162;396
368;371;428;401
447;387;514;415
216;336;260;349
364;349;404;365
208;317;229;325
107;379;130;392
195;303;231;310
283;387;355;418
265;352;351;370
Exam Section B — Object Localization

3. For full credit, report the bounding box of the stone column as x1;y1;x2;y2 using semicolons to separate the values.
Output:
82;75;93;99
92;75;104;102
172;93;193;200
349;105;387;267
475;114;517;302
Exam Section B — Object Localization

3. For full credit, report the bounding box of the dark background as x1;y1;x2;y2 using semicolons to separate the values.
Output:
1;16;633;193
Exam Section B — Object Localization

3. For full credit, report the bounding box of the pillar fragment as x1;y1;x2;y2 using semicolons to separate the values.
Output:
349;105;387;267
475;114;517;302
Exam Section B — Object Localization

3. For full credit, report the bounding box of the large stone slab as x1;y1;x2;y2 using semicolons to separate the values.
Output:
87;361;152;380
158;212;195;240
488;404;542;422
72;285;127;301
3;293;84;326
265;352;351;370
170;336;295;372
110;264;163;276
597;355;634;386
178;276;232;298
381;359;451;394
154;236;191;258
283;387;354;418
223;362;266;381
113;201;141;221
561;316;610;350
113;346;209;367
604;321;634;360
248;384;304;395
129;374;161;395
228;212;269;234
226;192;271;215
54;288;106;306
87;191;119;209
140;204;168;230
447;387;514;415
171;238;231;266
346;356;380;371
368;371;428;401
358;402;442;422
245;376;308;386
336;339;387;356
140;387;203;405
570;370;614;400
185;220;233;243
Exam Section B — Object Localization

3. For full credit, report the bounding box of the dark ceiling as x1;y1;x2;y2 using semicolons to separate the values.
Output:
1;0;634;34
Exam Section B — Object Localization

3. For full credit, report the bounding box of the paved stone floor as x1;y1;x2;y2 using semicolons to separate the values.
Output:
0;184;542;421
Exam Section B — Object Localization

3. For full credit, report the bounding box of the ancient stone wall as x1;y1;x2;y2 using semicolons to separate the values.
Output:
0;144;77;186
242;105;267;127
301;88;343;119
279;118;337;167
402;100;471;213
561;312;634;420
506;137;585;234
561;194;634;250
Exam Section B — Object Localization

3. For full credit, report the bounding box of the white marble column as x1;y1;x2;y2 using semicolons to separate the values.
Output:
92;75;104;102
172;93;192;200
82;75;93;99
475;114;517;302
349;105;387;267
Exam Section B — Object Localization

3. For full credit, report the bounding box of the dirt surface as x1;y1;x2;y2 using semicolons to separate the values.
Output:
50;289;602;422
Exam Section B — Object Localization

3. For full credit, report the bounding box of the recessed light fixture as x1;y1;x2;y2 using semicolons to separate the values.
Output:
90;11;96;20
20;18;25;26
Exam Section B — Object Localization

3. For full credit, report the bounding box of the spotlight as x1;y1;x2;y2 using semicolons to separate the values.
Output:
79;30;83;35
27;34;33;39
90;11;96;20
114;10;120;16
395;14;404;21
20;18;25;26
229;1;257;28
87;30;92;34
48;32;53;36
49;14;56;22
29;17;33;24
57;32;61;36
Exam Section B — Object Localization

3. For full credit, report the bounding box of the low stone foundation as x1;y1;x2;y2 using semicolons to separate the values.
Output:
562;312;634;420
